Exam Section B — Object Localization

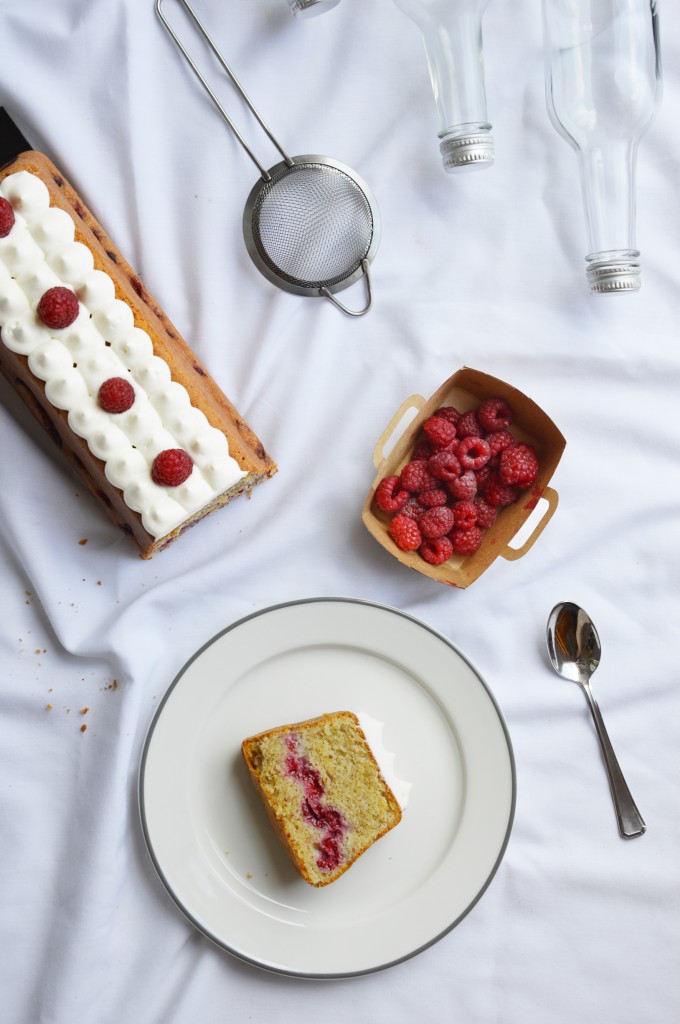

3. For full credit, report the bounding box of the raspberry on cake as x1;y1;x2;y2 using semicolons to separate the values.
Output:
98;376;135;414
0;196;15;237
36;286;80;329
242;712;402;887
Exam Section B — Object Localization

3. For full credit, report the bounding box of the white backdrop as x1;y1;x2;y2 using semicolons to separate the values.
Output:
1;0;678;1021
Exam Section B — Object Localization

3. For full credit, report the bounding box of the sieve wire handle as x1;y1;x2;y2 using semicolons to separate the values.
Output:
320;260;373;317
156;0;293;181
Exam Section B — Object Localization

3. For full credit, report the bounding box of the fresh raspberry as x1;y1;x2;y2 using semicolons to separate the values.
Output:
452;500;478;529
485;429;515;457
499;443;539;489
419;536;453;566
456;435;491;471
400;497;426;521
419;487;449;508
428;450;461;482
477;397;514;432
389;514;422;552
400;459;437;493
151;448;194;487
456;410;482;439
422;415;457;450
474;464;493;491
434;406;461;427
483;473;519;508
419;505;455;539
473;497;498;529
449;526;483;556
98;376;136;414
37;286;79;329
0;197;15;237
375;475;410;514
448;470;477;501
412;441;433;462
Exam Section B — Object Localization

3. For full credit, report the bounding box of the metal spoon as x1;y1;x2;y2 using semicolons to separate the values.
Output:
547;602;646;839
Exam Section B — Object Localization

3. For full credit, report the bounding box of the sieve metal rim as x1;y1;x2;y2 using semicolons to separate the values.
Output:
242;154;381;298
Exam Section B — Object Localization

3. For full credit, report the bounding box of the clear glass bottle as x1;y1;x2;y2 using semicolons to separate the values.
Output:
393;0;494;172
543;0;662;292
287;0;341;16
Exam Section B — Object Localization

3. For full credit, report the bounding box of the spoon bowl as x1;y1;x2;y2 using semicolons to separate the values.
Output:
547;602;646;839
547;601;601;684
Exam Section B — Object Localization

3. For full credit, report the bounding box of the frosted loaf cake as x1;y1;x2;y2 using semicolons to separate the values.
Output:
242;711;402;887
0;151;276;558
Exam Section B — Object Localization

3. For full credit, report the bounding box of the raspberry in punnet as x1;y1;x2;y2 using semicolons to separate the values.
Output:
449;526;483;555
434;406;461;427
37;286;80;329
485;429;515;457
412;441;433;462
375;475;410;514
477;397;513;432
400;459;437;493
499;443;539;488
98;377;136;414
419;536;454;566
473;497;497;529
457;410;483;439
151;448;194;487
419;487;449;508
456;435;491;471
448;469;477;501
428;450;462;482
400;497;426;521
422;415;457;450
0;197;15;237
452;500;478;530
389;514;422;551
419;505;455;539
483;474;519;508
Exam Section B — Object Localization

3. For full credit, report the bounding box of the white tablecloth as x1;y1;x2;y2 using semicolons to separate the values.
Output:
1;1;679;1020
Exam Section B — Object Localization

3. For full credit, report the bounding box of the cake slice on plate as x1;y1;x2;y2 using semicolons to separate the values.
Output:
242;711;402;887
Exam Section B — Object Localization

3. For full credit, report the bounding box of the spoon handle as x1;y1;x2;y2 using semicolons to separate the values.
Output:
582;682;646;839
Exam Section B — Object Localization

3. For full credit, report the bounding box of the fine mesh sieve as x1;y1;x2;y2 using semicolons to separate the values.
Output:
156;0;380;316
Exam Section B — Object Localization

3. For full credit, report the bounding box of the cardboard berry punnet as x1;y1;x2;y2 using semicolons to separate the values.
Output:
362;367;566;588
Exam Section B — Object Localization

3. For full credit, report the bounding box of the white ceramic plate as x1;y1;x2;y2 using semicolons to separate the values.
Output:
139;598;515;978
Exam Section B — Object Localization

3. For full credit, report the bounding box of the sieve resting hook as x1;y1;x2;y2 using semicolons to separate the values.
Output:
320;260;373;317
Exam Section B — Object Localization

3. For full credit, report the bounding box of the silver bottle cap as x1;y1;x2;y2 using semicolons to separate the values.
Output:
439;128;494;172
288;0;341;15
586;254;641;294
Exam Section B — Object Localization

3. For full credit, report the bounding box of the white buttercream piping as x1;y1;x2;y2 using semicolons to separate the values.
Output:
0;170;247;540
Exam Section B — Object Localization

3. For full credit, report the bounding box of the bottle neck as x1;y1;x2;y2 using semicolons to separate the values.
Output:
578;142;637;254
577;142;641;292
395;1;493;170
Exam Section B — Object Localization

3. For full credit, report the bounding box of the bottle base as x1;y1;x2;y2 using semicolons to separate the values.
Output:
586;251;641;294
439;126;494;173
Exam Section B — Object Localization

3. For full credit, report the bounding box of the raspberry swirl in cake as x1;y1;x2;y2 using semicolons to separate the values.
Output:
0;170;247;539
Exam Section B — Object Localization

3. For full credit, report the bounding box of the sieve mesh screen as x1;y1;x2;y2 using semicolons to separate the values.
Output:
250;162;374;289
